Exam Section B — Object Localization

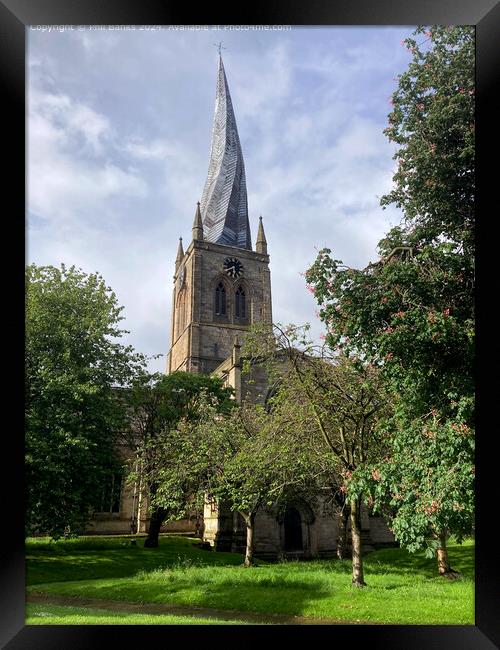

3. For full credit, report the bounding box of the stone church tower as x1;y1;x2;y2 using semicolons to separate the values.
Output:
88;55;396;554
167;55;272;377
163;55;396;558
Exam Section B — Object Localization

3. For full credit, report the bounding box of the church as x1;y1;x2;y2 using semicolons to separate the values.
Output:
88;54;395;557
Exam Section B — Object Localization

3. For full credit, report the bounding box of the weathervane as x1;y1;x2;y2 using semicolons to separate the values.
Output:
214;41;226;56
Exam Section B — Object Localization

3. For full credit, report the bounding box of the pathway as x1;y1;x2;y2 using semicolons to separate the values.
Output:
27;591;373;625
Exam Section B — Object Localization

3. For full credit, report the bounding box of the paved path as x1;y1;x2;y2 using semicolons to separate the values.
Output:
27;591;371;625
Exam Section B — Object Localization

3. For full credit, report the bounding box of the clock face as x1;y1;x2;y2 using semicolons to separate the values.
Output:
224;257;244;278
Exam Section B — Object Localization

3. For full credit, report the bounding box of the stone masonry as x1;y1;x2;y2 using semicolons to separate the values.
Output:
167;238;272;375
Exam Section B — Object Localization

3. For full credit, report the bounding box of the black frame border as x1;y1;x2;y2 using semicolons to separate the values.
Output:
2;0;498;647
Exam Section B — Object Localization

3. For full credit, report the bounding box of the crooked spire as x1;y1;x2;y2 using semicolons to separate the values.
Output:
199;55;252;250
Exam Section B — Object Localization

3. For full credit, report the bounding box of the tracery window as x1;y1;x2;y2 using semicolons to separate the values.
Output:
215;282;226;315
235;286;246;318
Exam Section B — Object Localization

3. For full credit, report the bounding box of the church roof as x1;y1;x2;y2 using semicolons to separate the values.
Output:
199;55;252;250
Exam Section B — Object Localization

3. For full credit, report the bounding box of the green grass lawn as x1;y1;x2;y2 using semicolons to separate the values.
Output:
26;603;255;625
26;534;474;625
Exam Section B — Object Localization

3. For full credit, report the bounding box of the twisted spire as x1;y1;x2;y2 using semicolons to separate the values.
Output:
200;55;252;250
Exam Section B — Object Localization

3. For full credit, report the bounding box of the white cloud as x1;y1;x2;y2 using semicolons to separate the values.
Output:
122;135;207;215
28;87;148;225
30;87;110;153
236;43;292;118
123;139;176;160
78;30;121;56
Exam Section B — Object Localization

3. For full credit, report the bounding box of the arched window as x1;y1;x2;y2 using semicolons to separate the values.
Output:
215;282;226;315
176;289;186;336
235;286;246;318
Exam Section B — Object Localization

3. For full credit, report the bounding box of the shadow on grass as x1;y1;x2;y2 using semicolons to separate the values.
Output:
26;537;244;586
33;573;333;619
27;535;475;594
364;543;474;580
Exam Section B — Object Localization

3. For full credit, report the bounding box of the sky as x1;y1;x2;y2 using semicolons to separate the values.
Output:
27;25;416;373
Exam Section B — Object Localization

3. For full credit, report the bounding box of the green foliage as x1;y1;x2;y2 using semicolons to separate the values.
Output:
349;400;475;555
25;264;147;538
126;372;234;519
304;26;474;555
241;323;392;583
243;322;388;487
127;371;234;436
381;26;474;252
189;398;319;521
307;244;473;419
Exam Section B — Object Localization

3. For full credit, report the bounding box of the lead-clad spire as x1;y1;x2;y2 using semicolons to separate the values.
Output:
199;55;252;250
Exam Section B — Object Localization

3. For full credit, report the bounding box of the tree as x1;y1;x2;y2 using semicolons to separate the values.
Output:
243;323;388;585
348;399;474;577
304;26;474;576
125;371;234;548
191;397;320;567
25;264;146;538
381;26;474;254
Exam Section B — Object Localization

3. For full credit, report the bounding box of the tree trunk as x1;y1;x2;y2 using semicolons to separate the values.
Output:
243;512;256;567
350;497;366;587
337;504;351;559
144;506;167;548
436;531;460;579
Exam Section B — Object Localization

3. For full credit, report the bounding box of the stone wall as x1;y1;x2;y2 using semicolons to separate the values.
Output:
168;239;272;375
367;515;396;545
202;489;396;560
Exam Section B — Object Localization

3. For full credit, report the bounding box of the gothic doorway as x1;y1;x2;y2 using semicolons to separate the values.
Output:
284;507;303;551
